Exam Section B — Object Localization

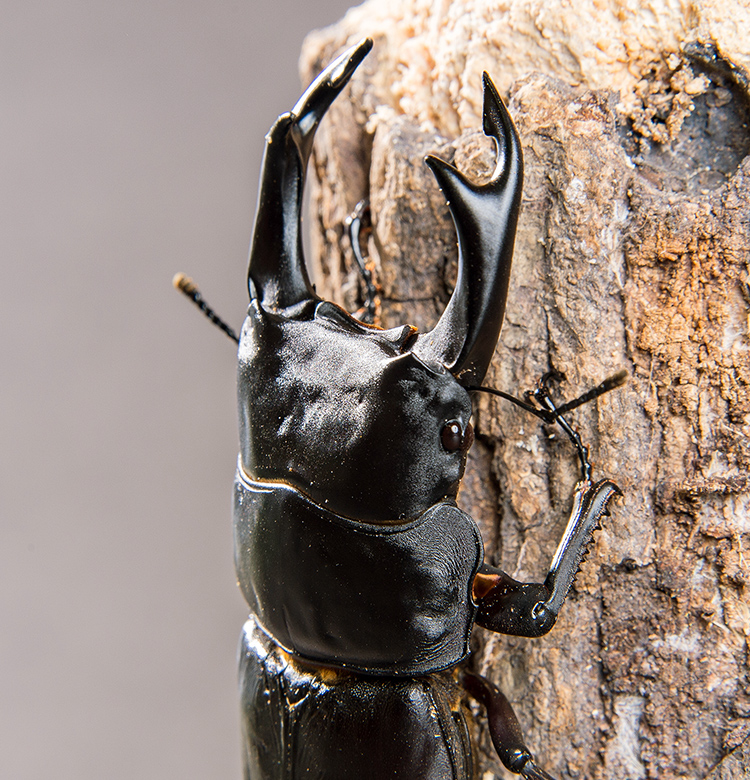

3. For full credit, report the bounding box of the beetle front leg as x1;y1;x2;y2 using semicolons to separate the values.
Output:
473;477;619;637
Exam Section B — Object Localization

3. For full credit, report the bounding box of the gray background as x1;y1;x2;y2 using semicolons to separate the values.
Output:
1;1;356;777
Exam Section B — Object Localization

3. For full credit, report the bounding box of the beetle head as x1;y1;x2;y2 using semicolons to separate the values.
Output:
238;298;473;522
239;39;522;523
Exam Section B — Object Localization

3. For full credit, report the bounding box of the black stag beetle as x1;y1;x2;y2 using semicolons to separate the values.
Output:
176;36;622;780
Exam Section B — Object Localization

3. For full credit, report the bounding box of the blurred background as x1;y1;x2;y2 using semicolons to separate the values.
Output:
1;1;356;777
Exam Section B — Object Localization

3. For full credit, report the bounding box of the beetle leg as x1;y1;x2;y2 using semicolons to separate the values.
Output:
461;670;557;780
473;478;619;637
530;373;593;481
345;199;378;324
473;370;622;636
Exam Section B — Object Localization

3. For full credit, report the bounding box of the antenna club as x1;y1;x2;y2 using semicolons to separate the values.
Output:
173;272;240;344
173;272;197;296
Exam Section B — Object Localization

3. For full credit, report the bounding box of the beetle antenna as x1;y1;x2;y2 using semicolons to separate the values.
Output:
173;273;240;344
468;370;628;481
548;369;628;417
466;385;551;421
467;370;627;422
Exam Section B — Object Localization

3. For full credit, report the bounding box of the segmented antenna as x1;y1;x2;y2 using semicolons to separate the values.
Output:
468;370;628;482
467;370;627;424
551;370;628;417
172;273;240;344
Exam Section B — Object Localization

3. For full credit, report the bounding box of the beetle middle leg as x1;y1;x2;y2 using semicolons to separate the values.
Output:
345;199;378;324
461;670;556;780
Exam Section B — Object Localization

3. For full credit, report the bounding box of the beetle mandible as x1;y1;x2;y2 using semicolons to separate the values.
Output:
177;36;621;780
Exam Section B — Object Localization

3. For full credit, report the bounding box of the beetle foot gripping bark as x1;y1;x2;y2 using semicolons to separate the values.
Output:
225;37;622;780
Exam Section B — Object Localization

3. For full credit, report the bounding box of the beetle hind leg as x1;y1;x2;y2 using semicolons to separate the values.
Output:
461;670;558;780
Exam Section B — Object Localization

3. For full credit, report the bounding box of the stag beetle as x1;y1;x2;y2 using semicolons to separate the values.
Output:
176;36;621;780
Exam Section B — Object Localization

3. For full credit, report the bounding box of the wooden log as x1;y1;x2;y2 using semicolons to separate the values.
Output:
301;5;750;778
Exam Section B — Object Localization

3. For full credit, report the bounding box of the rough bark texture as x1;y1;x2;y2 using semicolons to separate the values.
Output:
301;5;750;779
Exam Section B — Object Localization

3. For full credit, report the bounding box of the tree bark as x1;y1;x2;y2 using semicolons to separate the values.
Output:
301;5;750;779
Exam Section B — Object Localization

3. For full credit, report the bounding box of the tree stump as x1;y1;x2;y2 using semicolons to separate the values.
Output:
300;4;750;778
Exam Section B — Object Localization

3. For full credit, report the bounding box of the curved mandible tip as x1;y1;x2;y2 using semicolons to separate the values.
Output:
413;74;523;386
290;37;373;167
247;38;373;309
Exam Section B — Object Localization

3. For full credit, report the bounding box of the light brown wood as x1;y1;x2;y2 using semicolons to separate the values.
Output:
302;6;750;778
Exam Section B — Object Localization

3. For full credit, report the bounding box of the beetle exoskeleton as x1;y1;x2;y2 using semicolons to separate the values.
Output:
229;37;619;780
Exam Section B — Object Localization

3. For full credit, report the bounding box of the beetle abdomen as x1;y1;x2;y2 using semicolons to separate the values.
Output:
234;467;483;677
239;616;474;780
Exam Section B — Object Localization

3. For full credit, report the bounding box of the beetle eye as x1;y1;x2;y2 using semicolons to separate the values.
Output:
441;421;473;453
